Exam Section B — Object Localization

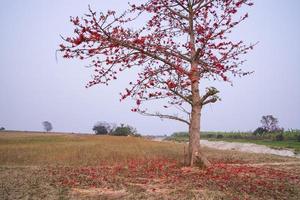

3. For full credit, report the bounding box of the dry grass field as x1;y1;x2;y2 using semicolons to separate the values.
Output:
0;131;300;199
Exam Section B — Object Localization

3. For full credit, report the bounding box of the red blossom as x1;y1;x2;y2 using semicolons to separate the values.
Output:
49;159;300;199
59;1;256;159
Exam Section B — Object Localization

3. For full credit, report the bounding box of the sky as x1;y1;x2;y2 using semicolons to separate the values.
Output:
0;0;299;135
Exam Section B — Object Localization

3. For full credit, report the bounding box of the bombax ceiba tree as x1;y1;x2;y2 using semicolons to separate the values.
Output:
59;0;255;167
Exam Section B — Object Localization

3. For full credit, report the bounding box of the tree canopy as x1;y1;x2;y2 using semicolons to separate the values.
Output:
60;0;254;166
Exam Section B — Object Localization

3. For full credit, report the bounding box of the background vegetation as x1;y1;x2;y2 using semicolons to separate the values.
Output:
166;130;300;153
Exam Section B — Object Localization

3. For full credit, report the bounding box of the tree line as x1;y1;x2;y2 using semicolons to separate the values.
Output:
39;120;140;137
92;122;140;137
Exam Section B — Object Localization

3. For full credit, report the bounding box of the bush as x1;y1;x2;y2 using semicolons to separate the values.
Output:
112;124;137;136
275;134;284;141
216;134;224;139
253;127;268;136
0;127;5;131
93;125;108;135
93;122;112;135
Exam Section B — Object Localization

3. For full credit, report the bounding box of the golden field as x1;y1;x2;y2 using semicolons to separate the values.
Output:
0;131;300;199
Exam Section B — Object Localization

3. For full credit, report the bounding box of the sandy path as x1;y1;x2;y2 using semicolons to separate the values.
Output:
201;140;300;159
228;161;300;166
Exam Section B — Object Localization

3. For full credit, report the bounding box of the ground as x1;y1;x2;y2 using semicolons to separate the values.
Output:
0;132;300;199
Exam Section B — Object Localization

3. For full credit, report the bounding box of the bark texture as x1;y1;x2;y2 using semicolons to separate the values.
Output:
187;3;211;168
187;83;211;167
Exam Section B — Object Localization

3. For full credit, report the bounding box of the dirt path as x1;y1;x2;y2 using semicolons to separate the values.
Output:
201;140;300;159
228;161;300;167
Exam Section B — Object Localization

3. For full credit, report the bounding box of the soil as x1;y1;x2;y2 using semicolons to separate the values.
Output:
201;140;300;159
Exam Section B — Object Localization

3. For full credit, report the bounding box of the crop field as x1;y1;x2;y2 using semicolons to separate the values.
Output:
1;132;300;199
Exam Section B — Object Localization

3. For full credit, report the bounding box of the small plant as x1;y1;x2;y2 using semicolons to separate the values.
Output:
275;134;284;141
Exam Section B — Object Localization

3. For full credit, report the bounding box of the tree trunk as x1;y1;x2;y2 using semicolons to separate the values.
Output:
188;107;211;167
186;4;211;168
187;80;211;168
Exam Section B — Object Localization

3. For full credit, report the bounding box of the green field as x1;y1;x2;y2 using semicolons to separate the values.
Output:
1;132;300;199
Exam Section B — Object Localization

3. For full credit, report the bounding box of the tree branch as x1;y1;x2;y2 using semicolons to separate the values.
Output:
194;0;214;11
162;1;189;20
138;111;190;125
201;87;220;106
202;97;218;106
174;0;190;12
169;88;193;105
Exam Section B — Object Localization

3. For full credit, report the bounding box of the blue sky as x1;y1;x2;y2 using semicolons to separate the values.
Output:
0;0;299;135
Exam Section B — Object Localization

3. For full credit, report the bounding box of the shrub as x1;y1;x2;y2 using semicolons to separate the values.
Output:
0;127;5;131
275;134;284;141
253;127;268;136
93;126;108;135
206;134;214;138
216;134;224;139
112;124;137;136
93;121;112;135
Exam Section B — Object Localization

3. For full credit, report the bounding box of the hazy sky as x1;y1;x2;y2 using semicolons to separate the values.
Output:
0;0;299;135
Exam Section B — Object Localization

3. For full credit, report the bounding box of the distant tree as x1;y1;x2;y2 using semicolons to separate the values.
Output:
0;127;5;131
42;121;53;132
93;121;111;135
260;115;282;132
112;124;137;136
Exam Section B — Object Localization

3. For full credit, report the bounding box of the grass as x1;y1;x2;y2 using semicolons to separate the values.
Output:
1;131;300;199
0;132;183;166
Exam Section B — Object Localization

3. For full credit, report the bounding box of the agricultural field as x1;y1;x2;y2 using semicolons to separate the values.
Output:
0;132;300;199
